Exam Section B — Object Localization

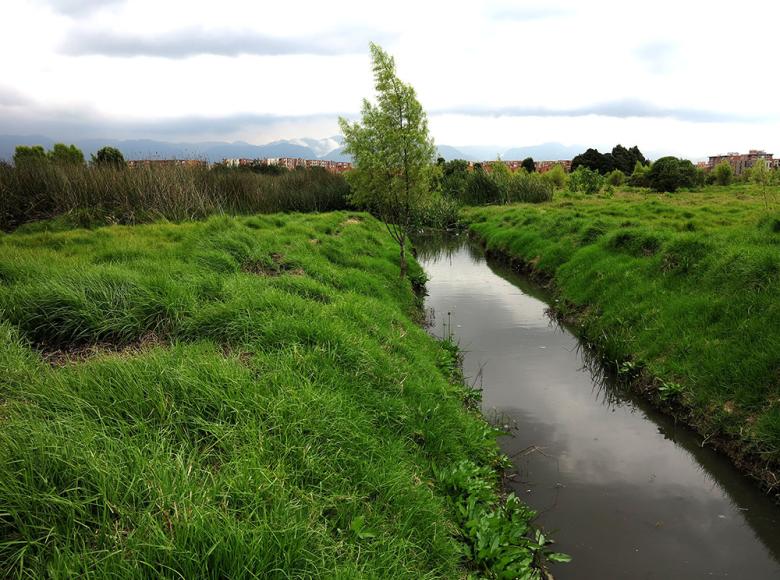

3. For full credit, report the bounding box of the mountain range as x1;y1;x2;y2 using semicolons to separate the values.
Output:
0;135;593;164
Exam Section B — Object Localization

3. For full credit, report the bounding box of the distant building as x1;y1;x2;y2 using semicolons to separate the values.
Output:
535;160;572;173
707;150;774;175
127;159;208;168
219;157;352;174
469;160;572;173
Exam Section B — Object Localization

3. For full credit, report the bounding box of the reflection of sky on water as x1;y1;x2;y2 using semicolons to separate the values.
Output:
420;240;780;580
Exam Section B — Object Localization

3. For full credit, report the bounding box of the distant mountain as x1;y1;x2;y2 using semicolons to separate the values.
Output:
0;135;595;165
320;146;352;162
436;145;475;161
445;143;588;162
502;142;585;161
287;136;343;157
0;135;339;163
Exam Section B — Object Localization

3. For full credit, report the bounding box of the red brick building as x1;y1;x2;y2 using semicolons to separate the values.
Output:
707;150;774;175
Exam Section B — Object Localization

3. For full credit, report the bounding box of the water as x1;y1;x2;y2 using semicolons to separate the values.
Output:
417;235;780;580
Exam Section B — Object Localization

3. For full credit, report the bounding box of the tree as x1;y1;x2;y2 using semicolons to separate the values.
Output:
441;159;470;199
339;43;435;278
13;145;47;166
628;146;647;167
571;148;615;174
48;143;85;165
91;146;126;167
713;161;733;186
521;157;536;172
611;145;634;174
646;157;696;192
750;158;772;208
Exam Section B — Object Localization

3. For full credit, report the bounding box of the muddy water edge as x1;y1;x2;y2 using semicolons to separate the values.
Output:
416;233;780;580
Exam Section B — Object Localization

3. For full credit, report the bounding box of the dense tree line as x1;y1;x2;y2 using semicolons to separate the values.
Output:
571;145;647;175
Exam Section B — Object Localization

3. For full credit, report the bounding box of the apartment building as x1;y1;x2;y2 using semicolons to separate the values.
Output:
707;150;775;175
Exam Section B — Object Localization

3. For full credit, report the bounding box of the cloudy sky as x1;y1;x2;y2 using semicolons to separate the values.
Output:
2;0;779;158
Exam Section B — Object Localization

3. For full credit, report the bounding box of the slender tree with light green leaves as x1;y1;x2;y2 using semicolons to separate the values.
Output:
750;158;773;208
339;43;436;278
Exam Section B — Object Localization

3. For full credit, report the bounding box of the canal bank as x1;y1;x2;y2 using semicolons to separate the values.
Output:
417;234;780;579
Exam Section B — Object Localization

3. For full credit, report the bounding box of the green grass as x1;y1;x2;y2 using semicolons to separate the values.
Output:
464;187;780;481
0;212;527;578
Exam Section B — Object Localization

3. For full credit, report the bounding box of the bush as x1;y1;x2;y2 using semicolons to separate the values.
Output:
543;164;567;189
48;144;85;166
568;167;604;194
646;157;696;192
606;169;625;187
713;161;733;186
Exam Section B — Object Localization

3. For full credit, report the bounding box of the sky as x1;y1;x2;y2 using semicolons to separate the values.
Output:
2;0;780;159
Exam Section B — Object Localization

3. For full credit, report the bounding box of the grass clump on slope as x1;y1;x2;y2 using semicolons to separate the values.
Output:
0;212;546;578
465;189;780;489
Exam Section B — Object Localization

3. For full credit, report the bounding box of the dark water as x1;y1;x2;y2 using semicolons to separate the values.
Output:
417;235;780;580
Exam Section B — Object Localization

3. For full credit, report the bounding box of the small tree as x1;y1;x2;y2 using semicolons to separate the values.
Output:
751;158;772;208
13;145;48;166
339;43;435;278
568;166;604;194
521;157;536;172
646;157;695;192
713;161;733;186
91;146;126;167
48;143;85;165
441;159;470;199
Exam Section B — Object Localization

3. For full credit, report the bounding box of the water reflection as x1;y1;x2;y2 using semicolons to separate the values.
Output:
417;235;780;580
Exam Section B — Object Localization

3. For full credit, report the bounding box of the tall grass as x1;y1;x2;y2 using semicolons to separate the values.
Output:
0;212;555;577
464;188;780;490
0;163;350;230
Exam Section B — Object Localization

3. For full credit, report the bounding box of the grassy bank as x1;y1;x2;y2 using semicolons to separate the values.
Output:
0;212;557;577
0;163;349;231
464;188;780;492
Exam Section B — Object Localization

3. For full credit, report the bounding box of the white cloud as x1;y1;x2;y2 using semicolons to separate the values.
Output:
3;0;780;158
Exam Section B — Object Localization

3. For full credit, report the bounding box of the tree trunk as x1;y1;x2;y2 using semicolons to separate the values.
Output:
399;240;408;278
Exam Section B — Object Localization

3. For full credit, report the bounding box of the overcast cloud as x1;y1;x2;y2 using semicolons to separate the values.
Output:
61;26;385;58
3;0;780;159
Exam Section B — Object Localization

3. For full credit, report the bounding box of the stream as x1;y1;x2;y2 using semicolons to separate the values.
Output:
417;234;780;579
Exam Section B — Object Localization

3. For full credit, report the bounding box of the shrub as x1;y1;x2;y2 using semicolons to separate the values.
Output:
48;144;85;166
606;169;625;187
543;164;567;189
91;146;126;168
713;161;733;186
12;145;48;167
646;157;696;192
568;166;604;194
